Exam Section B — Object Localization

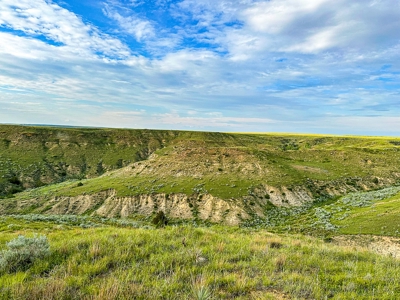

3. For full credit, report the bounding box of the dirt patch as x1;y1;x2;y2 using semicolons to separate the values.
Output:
333;235;400;258
292;165;328;174
250;288;290;299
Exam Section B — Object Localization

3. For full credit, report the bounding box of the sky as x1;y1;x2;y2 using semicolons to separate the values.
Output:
1;0;400;135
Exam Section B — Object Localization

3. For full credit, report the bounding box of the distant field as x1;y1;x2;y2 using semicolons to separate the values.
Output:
231;132;400;139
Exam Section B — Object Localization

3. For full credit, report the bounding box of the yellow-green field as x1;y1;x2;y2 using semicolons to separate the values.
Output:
1;217;400;299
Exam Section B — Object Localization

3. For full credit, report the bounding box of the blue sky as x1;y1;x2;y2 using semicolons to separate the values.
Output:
1;0;400;135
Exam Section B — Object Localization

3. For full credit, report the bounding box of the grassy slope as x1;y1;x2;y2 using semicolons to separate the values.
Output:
2;125;400;234
0;125;180;196
334;192;400;235
3;125;400;202
242;186;400;238
1;217;400;299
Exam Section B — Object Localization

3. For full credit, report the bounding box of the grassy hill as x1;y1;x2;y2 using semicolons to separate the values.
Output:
0;125;180;196
2;125;400;298
2;125;400;224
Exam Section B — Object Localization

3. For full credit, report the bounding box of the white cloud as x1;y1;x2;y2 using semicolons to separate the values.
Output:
103;5;154;42
154;49;217;72
128;0;145;7
102;1;183;54
285;25;343;53
153;112;276;129
1;0;400;134
0;32;57;60
242;0;329;34
0;0;130;58
213;0;400;57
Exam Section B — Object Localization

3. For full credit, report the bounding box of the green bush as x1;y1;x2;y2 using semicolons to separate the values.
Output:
152;211;168;227
0;235;50;273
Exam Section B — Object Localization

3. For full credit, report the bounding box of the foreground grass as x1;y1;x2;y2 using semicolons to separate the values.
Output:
1;217;400;299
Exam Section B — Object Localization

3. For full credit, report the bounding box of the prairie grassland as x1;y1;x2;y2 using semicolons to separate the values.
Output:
3;124;400;200
1;216;400;299
3;125;400;299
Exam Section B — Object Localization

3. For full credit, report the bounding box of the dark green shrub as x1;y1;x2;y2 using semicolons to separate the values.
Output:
8;176;21;185
152;211;168;227
269;241;283;249
96;161;104;175
116;158;123;168
9;186;23;194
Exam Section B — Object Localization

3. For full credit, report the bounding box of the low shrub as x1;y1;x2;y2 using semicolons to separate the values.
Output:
269;241;283;249
152;211;168;227
0;235;50;273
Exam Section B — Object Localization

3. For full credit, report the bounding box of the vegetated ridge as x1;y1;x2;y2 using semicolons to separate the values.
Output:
1;124;400;225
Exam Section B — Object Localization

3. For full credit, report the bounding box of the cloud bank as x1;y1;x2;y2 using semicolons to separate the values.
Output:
1;0;400;134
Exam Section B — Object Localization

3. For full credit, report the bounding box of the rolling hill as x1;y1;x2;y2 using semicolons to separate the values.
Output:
3;125;400;299
1;125;400;225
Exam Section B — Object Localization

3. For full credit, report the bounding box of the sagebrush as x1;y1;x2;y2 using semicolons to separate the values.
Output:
0;235;50;273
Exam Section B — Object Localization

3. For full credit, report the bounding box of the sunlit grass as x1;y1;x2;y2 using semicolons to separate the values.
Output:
1;217;400;299
334;192;400;235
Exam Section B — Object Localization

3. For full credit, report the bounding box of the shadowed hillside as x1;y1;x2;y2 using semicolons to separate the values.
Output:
0;125;180;196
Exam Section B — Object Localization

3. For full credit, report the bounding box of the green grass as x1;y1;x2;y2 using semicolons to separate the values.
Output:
1;217;400;299
17;173;260;199
334;192;400;235
239;186;400;239
4;126;400;298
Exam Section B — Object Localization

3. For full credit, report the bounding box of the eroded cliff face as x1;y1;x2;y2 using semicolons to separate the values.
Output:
1;175;394;225
6;190;248;225
243;175;397;215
